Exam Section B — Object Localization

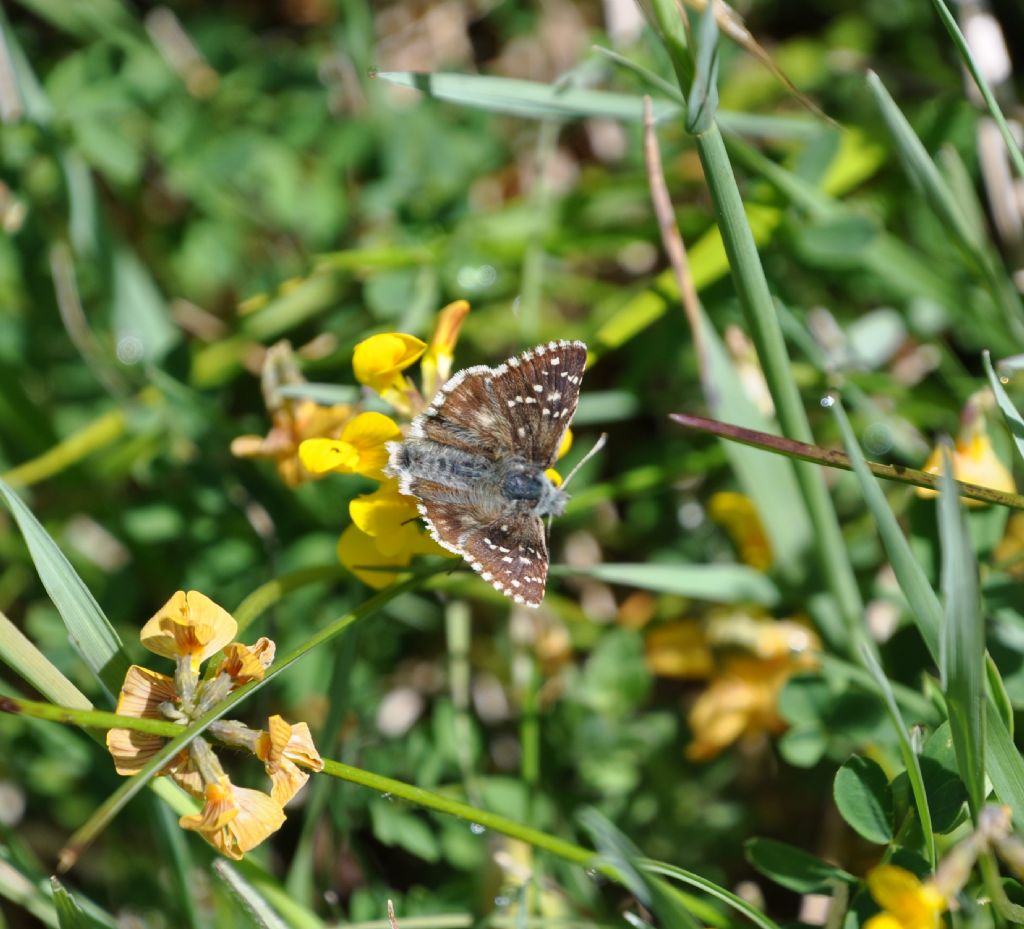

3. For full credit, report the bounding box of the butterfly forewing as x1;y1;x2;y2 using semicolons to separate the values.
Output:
416;365;516;459
493;341;587;467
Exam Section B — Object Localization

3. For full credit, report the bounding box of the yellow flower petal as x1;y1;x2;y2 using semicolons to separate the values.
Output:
645;622;713;679
421;300;470;399
255;715;324;806
353;333;426;393
866;866;945;929
918;433;1015;506
299;438;360;475
708;492;773;571
557;428;573;461
349;482;420;539
544;468;563;488
221;642;268;685
179;777;285;860
299;413;402;480
686;655;792;761
140;591;237;670
340;412;403;479
106;665;178;774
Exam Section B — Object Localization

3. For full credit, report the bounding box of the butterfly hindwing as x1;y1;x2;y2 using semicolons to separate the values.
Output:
459;512;549;607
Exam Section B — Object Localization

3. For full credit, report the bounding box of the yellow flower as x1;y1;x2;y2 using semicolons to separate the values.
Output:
708;492;772;571
686;654;797;761
230;341;353;486
337;522;445;589
255;714;324;806
299;412;402;480
544;429;574;487
918;432;1015;507
179;776;285;860
352;332;426;396
105;665;202;794
865;865;946;929
140;591;237;672
420;300;470;400
645;621;714;679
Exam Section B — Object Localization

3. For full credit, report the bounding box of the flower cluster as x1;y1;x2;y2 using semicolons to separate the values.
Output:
645;609;820;760
106;590;323;859
298;302;474;587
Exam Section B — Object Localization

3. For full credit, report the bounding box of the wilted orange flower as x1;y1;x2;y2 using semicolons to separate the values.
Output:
179;776;285;860
708;492;772;571
140;591;237;672
107;592;321;859
255;715;325;806
230;341;353;486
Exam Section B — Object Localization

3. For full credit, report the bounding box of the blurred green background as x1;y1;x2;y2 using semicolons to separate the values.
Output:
4;0;1024;926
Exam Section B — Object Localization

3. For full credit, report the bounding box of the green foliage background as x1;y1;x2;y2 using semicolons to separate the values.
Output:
4;1;1024;927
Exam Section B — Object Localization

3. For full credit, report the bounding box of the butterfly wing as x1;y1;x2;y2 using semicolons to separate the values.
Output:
410;340;586;468
412;364;516;460
494;340;587;467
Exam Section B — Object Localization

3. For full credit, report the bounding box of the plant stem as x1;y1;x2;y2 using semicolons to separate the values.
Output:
691;123;864;650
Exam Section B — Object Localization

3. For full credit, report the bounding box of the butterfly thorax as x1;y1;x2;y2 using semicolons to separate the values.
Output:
501;463;568;517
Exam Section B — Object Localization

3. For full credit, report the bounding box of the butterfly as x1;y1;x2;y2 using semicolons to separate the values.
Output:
386;340;589;607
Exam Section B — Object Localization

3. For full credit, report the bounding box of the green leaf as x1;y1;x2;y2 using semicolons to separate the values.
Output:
369;800;440;863
744;838;855;893
213;862;290;929
111;248;178;363
558;563;779;606
0;478;128;694
834;756;893;844
937;445;986;816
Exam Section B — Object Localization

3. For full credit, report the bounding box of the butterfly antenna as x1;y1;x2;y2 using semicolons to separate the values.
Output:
561;432;608;490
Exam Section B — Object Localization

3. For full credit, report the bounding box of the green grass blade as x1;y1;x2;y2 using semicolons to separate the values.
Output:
558;563;779;606
0;610;92;710
376;71;681;122
701;315;812;585
214;862;290;929
829;400;941;661
987;712;1024;823
866;71;1024;344
929;0;1024;180
860;644;936;866
0;478;128;694
937;446;986;818
983;351;1024;464
687;122;865;650
581;810;702;929
50;878;93;929
638;859;781;929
